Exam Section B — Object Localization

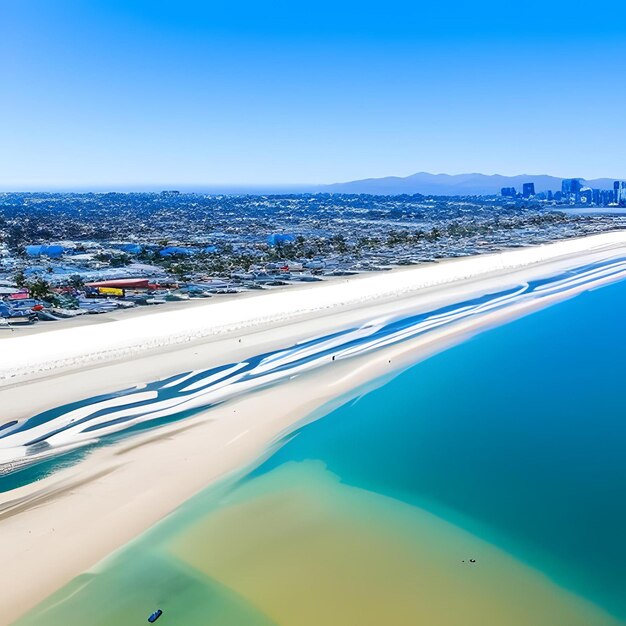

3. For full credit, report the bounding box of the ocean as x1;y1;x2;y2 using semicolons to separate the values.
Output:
14;275;626;625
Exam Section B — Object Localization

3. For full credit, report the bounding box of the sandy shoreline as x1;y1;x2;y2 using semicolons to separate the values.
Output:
3;231;626;388
3;231;626;624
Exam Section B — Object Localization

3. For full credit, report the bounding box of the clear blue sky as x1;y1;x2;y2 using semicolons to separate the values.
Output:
2;0;626;189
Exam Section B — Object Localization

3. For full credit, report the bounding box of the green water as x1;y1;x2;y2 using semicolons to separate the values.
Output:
16;278;626;625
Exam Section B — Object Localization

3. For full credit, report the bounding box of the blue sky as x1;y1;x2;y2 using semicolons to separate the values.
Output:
1;0;626;189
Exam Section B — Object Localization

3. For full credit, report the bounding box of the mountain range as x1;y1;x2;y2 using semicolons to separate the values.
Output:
321;172;618;196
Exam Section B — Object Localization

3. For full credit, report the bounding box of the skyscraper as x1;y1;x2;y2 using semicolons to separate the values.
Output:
580;187;592;204
561;178;583;195
522;183;535;198
592;189;601;205
614;181;626;207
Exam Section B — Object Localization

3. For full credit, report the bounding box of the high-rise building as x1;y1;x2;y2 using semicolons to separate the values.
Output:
501;187;517;197
580;187;593;204
561;178;583;196
601;189;615;206
522;182;535;198
613;181;626;206
592;189;601;205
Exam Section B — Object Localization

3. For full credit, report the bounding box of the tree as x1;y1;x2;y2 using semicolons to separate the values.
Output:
109;253;131;268
27;278;52;301
68;274;85;289
13;270;26;288
167;261;194;283
330;234;349;253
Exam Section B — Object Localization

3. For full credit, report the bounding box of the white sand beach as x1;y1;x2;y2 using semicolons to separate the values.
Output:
3;231;626;624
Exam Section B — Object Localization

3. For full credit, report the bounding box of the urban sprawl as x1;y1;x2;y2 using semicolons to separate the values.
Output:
1;190;625;327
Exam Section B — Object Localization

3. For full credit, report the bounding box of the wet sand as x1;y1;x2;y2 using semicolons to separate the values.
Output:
3;232;626;624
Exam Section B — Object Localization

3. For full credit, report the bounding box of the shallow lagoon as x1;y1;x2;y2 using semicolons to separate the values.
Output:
17;278;626;625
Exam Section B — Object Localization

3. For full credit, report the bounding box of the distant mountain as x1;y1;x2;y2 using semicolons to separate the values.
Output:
321;172;618;196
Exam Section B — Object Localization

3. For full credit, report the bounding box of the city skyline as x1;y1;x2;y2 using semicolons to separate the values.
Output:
2;0;626;188
2;170;626;196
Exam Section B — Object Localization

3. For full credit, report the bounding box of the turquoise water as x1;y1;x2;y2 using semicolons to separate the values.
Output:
248;277;626;619
16;275;626;624
5;253;626;492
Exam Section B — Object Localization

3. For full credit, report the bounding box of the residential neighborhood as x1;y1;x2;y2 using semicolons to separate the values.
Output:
1;191;625;327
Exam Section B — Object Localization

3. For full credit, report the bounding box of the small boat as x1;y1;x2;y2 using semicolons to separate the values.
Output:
148;608;163;623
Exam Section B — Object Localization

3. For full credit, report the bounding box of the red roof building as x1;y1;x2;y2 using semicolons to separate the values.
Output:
86;278;151;289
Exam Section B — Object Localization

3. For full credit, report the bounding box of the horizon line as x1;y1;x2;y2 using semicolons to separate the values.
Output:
1;171;625;194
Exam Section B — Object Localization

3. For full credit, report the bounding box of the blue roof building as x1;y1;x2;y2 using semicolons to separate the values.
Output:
120;244;143;254
25;245;44;257
159;246;196;257
267;234;295;246
25;244;64;258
